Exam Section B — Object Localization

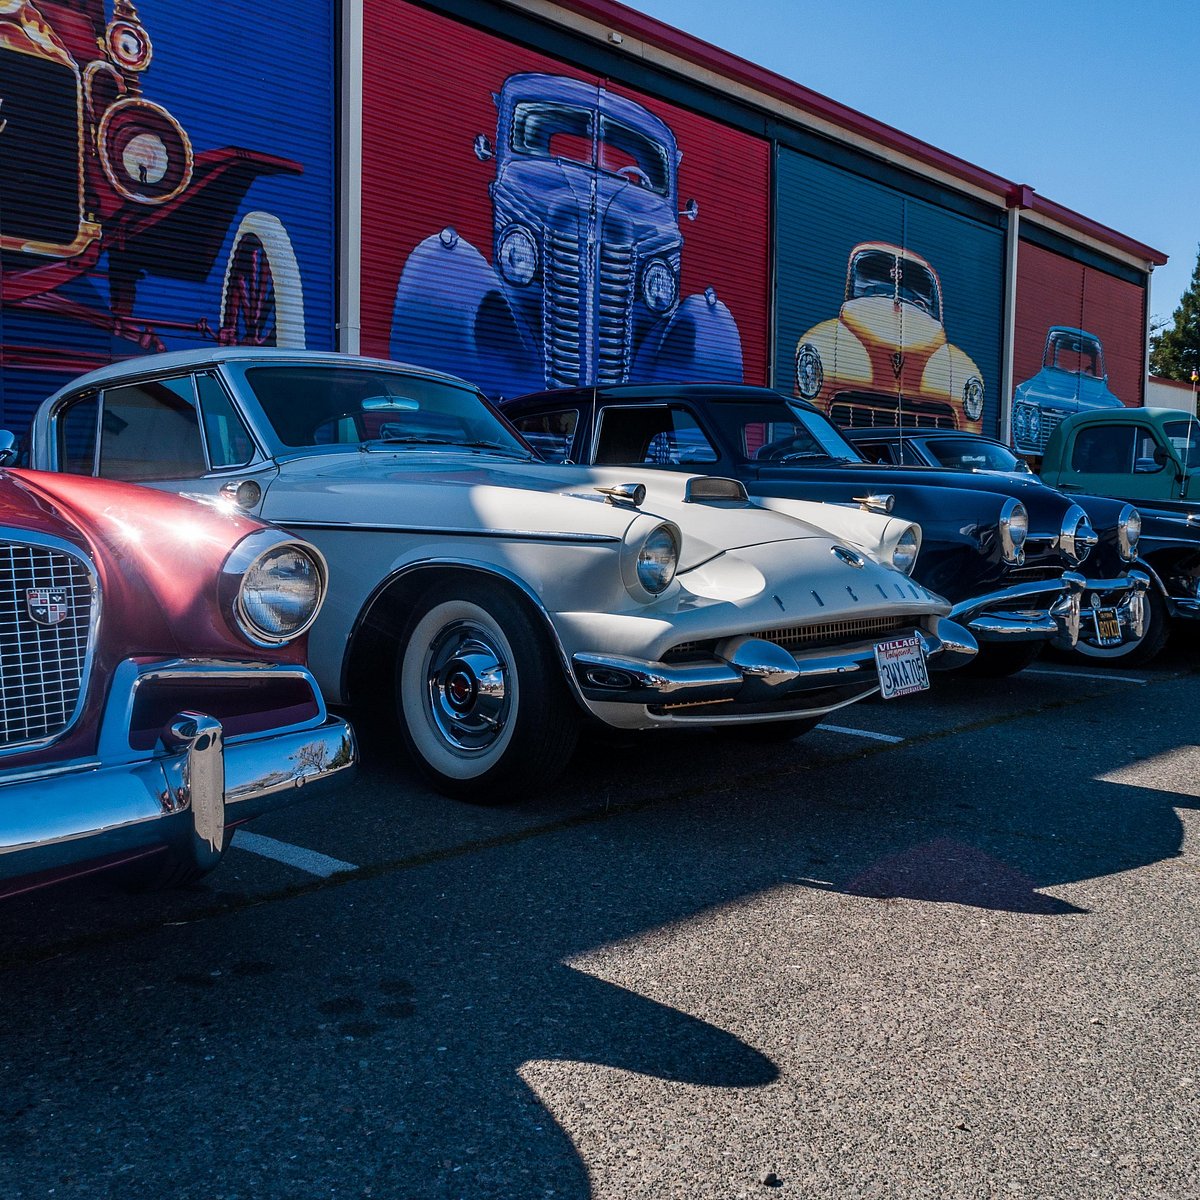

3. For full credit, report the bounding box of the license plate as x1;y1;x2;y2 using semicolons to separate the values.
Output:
874;635;930;700
1092;606;1122;646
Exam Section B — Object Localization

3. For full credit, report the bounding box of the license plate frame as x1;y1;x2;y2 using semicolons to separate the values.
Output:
1092;606;1122;647
874;635;930;700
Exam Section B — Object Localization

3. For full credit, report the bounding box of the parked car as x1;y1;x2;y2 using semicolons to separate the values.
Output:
0;464;354;898
793;243;985;434
1038;407;1200;660
24;350;979;800
389;73;741;399
1011;328;1124;458
1;0;304;366
845;426;1171;664
503;382;1149;675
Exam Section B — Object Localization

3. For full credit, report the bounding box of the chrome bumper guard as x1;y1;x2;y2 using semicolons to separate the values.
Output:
949;570;1150;648
572;616;977;705
0;713;356;885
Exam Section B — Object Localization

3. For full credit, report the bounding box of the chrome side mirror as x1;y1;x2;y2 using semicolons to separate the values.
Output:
0;430;18;467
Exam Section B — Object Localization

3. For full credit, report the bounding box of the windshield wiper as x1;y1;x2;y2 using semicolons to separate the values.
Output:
363;435;533;459
776;450;849;464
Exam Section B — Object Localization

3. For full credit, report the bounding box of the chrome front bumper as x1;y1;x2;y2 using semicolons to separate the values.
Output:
0;713;355;891
572;615;977;707
949;570;1150;647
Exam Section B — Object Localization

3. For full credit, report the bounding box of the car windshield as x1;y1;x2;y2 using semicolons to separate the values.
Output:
237;365;533;456
701;399;863;464
922;437;1030;473
848;250;941;320
1164;419;1200;469
510;101;671;194
1047;332;1104;377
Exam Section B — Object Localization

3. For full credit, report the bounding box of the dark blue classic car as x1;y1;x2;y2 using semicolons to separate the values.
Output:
504;384;1149;674
390;73;742;400
850;425;1197;665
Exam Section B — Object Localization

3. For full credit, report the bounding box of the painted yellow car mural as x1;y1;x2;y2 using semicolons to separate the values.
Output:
794;242;984;434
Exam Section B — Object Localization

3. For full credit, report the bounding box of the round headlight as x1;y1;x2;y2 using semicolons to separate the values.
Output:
795;342;824;400
999;499;1028;565
641;259;677;313
497;226;538;286
636;524;679;595
1027;405;1042;445
97;98;192;204
962;376;984;423
891;525;920;576
223;536;327;645
1059;504;1098;565
1118;504;1141;561
1013;404;1028;443
106;19;153;71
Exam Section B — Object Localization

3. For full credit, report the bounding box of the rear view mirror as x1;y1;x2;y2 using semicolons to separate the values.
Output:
0;430;18;467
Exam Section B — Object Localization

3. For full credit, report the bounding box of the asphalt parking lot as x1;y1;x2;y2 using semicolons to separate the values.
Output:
2;641;1198;1199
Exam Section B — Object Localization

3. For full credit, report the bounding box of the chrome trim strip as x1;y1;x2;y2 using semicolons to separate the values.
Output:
0;528;101;758
283;521;621;544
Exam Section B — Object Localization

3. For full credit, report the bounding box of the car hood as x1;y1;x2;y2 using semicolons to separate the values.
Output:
0;471;95;552
260;452;836;569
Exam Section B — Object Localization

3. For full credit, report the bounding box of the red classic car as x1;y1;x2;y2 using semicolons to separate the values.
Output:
0;463;354;897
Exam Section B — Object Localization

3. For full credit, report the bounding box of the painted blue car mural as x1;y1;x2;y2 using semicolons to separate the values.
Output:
1011;327;1124;456
389;73;743;399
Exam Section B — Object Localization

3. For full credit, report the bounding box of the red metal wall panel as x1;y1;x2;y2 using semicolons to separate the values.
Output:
361;0;770;399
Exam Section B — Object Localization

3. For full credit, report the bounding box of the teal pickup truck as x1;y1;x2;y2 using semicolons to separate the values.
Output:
1042;407;1200;658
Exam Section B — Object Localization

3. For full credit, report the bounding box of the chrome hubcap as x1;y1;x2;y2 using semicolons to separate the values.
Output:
425;622;509;752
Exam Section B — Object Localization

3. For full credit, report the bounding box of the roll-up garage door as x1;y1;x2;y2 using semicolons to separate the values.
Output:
776;147;1005;437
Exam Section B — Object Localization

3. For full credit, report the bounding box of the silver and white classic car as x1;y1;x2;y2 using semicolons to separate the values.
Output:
24;351;977;799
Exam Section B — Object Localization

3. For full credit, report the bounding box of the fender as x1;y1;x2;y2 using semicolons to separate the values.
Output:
633;290;743;383
390;230;542;398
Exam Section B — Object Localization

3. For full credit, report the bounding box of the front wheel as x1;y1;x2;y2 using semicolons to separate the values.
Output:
396;579;580;802
1058;585;1170;668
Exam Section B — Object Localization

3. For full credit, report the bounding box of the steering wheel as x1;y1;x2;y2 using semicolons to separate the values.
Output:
755;437;801;462
616;165;653;189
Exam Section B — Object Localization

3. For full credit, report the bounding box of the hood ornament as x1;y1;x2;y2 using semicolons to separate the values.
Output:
854;492;895;514
595;483;646;508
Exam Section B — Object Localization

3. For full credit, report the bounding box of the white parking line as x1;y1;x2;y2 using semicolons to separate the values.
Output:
816;724;905;744
1024;667;1147;685
231;830;358;878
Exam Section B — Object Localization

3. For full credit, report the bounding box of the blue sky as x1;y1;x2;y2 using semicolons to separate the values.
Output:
621;0;1199;332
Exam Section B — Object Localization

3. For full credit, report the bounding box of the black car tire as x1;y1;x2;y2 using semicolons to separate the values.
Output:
1055;585;1170;668
395;578;580;802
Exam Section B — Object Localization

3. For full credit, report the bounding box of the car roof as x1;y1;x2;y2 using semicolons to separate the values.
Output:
45;348;474;396
846;427;1007;446
1062;406;1184;427
508;382;820;413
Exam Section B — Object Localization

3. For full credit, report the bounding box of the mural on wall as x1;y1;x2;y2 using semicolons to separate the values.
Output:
362;1;771;400
773;148;1005;438
0;0;336;432
1010;241;1147;457
793;241;986;434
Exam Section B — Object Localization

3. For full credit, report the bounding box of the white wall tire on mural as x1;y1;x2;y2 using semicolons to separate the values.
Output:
220;211;306;349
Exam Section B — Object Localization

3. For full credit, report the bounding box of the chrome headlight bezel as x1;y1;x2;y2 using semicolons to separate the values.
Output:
634;523;680;596
497;225;538;286
999;498;1028;565
962;376;985;423
795;342;824;401
219;530;328;647
1059;504;1098;566
641;259;677;313
1117;504;1141;562
891;524;920;575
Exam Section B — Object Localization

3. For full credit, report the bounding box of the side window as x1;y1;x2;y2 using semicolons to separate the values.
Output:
1070;425;1137;474
57;394;99;475
196;373;256;469
511;409;578;461
98;378;207;482
595;407;718;466
856;442;897;465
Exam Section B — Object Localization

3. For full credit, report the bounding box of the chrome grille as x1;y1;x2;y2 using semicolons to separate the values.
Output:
1033;409;1066;453
0;541;96;750
664;616;912;661
831;396;958;431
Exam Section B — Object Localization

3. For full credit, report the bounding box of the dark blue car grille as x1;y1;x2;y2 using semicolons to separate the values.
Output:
0;543;95;750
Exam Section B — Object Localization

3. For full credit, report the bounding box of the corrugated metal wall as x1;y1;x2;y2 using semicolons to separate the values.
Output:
361;0;771;402
774;147;1006;437
0;0;337;436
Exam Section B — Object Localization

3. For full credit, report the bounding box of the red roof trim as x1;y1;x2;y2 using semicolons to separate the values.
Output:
551;0;1168;267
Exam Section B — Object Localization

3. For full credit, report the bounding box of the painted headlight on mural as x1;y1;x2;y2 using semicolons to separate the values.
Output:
641;259;678;313
999;499;1028;565
221;533;328;647
97;98;193;205
962;375;985;423
795;342;824;401
498;226;538;286
1117;504;1141;562
636;523;680;595
106;19;153;71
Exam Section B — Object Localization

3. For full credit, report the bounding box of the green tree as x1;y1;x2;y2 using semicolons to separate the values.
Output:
1150;244;1200;384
